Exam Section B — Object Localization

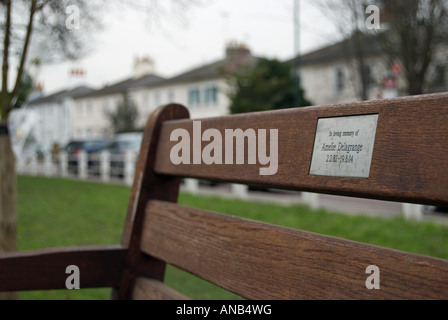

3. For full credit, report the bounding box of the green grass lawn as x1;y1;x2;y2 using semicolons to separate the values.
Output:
15;175;448;300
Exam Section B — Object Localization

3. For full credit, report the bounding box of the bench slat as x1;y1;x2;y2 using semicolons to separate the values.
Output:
0;245;126;292
132;277;190;300
155;93;448;206
141;200;448;300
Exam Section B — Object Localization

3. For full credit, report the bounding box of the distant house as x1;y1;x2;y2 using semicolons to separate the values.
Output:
72;42;255;139
17;35;447;157
151;43;255;120
13;43;257;154
73;56;166;139
291;34;390;106
291;33;448;106
15;85;93;153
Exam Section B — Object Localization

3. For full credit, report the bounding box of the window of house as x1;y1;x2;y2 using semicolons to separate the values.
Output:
335;68;345;93
167;89;175;103
188;87;201;107
204;85;218;105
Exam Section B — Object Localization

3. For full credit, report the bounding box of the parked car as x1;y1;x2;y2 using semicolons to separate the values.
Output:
64;138;111;173
106;132;143;176
424;205;448;215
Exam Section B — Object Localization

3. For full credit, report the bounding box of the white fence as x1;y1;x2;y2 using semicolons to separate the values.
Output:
16;150;250;199
16;151;425;220
16;151;138;186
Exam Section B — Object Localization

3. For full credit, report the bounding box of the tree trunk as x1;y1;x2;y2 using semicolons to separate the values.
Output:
0;122;18;300
407;73;424;96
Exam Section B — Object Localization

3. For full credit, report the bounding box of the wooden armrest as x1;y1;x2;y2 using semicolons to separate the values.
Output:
0;245;127;292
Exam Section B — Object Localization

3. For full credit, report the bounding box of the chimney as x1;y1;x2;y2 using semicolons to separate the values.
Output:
133;55;155;78
224;41;253;73
225;41;251;62
67;68;87;89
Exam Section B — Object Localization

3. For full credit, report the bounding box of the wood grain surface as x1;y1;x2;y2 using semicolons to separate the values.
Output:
141;200;448;300
155;93;448;206
132;277;190;300
3;95;448;300
0;246;126;291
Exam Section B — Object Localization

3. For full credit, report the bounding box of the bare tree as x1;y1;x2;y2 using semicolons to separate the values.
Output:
314;0;374;101
375;0;448;95
0;0;208;300
0;0;105;301
314;0;448;97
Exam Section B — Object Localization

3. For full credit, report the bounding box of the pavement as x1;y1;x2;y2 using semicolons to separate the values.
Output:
185;183;448;226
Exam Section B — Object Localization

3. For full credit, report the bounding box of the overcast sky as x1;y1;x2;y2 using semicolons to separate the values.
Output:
36;0;340;94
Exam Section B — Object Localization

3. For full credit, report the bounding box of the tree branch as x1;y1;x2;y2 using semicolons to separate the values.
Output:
10;0;37;103
35;0;51;12
1;0;11;94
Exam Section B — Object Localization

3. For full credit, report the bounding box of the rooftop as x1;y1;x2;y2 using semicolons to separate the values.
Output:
158;43;256;86
28;86;93;105
27;43;256;103
75;74;166;99
290;32;384;66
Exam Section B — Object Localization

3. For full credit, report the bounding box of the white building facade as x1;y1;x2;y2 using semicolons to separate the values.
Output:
294;34;447;107
12;86;93;155
70;44;253;140
16;36;446;159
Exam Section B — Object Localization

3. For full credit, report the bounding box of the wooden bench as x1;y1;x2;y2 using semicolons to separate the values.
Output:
1;93;448;300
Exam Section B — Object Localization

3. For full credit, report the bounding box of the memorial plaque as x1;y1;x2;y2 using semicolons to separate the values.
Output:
309;114;378;178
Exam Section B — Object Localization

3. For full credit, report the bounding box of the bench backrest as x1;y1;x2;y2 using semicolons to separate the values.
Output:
0;93;447;300
115;93;448;299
